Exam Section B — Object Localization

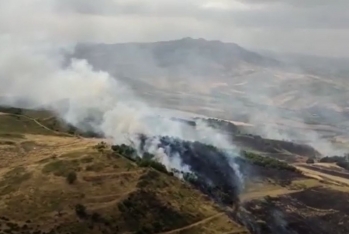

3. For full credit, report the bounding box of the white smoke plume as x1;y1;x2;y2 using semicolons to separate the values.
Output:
0;1;242;182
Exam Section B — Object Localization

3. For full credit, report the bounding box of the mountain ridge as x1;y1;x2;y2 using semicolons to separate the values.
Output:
73;37;281;79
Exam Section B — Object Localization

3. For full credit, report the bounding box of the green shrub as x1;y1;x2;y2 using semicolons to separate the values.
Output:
96;141;107;152
111;144;169;174
241;151;297;172
111;144;136;159
137;159;168;174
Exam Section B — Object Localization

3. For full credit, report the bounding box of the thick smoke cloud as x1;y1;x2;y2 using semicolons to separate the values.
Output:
0;36;232;146
232;69;345;156
0;1;243;181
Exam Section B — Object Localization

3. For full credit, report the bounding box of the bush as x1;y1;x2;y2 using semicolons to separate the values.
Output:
143;152;155;160
66;171;77;184
337;161;349;171
75;204;87;219
306;158;315;164
96;141;107;152
111;144;136;158
137;159;168;174
241;151;297;172
111;144;169;174
319;155;349;163
91;212;101;222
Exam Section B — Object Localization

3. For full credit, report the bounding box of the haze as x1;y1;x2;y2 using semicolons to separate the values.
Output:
1;0;348;57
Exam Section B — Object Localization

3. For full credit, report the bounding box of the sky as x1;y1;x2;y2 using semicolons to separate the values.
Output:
0;0;348;57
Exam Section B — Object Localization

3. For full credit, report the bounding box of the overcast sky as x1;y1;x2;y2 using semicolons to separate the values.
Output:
1;0;348;57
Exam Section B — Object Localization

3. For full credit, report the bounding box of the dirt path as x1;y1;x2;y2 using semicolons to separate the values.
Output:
295;165;349;186
158;213;224;234
86;190;135;205
82;170;143;182
5;113;75;137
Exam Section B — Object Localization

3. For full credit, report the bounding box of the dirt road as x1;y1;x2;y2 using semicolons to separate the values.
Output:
158;213;224;234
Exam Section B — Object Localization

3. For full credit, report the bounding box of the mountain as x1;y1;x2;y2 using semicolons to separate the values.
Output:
73;37;280;79
70;38;349;154
256;49;349;80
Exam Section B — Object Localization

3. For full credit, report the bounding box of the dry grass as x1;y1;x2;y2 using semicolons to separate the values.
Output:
289;178;321;190
0;109;249;233
296;165;349;186
0;125;247;233
240;177;324;203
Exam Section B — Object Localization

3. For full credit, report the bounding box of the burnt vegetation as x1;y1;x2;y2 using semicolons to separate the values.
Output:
320;155;349;171
243;187;349;234
239;151;298;172
111;144;169;174
111;134;303;209
168;116;321;160
2;105;342;234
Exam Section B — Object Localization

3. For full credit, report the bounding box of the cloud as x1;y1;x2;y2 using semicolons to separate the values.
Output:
54;0;349;29
0;0;348;56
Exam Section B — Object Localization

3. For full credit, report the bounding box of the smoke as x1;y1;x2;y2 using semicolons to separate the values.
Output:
0;1;245;190
71;36;348;157
0;34;238;145
236;68;346;156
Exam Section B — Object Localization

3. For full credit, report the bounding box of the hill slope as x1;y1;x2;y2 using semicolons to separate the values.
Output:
0;109;248;234
70;38;349;153
3;107;349;233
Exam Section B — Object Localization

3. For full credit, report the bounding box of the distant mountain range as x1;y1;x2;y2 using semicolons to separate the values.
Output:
72;37;280;79
70;38;349;149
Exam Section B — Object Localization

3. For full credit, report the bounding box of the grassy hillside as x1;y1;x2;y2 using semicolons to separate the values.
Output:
0;110;248;234
3;106;349;233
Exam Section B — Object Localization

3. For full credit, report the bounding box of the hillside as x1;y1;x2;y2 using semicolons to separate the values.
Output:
69;38;349;155
3;107;349;233
73;38;280;79
0;109;248;234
